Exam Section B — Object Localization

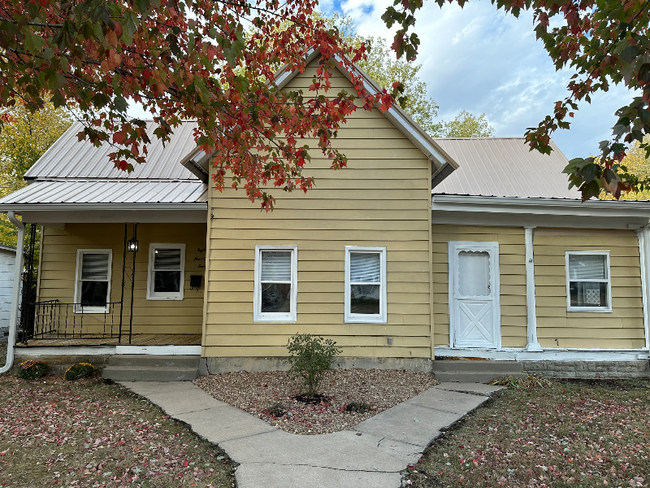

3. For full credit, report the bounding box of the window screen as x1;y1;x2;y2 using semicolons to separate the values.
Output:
260;251;292;313
76;251;111;311
349;252;381;315
566;252;610;310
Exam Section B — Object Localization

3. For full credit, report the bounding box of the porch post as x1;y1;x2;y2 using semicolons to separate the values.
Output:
524;226;542;351
636;226;650;351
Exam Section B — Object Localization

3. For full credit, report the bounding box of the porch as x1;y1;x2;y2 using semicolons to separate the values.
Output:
15;333;201;348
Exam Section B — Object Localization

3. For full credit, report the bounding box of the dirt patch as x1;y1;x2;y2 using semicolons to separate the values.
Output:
0;375;236;487
404;378;650;487
194;368;439;435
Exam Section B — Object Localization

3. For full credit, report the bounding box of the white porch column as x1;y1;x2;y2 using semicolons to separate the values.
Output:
636;226;650;351
525;226;542;351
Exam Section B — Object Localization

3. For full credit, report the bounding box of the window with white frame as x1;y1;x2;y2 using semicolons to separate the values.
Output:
345;247;387;323
147;243;186;300
75;249;112;313
254;246;297;322
565;251;612;312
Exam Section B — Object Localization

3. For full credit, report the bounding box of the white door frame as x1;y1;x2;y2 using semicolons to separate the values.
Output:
448;241;501;349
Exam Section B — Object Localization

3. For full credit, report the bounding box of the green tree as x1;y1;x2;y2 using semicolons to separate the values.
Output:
382;0;650;200
0;102;71;246
443;111;495;138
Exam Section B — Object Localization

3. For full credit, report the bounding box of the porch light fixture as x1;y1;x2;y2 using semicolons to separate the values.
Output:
127;237;139;253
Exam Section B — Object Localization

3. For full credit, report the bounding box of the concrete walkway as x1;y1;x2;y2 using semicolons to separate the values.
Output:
120;381;502;488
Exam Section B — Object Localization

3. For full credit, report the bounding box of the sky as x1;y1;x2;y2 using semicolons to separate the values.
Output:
318;0;634;160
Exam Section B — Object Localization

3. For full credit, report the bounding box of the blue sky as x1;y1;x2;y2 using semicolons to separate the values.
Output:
319;0;633;160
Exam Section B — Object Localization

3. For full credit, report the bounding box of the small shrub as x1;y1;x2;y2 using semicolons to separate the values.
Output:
489;374;552;389
16;360;49;380
64;362;95;381
262;403;287;418
286;333;342;397
345;401;373;414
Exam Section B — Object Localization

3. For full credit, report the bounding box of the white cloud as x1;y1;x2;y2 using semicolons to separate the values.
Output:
324;0;635;159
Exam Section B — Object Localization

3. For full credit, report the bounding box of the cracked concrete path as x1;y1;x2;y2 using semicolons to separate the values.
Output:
120;380;502;488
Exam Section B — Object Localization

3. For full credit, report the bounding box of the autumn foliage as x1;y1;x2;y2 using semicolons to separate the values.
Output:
383;0;650;200
0;0;398;208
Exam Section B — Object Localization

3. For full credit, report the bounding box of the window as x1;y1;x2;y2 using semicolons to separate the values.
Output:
565;251;612;312
74;250;112;313
254;246;297;322
147;244;186;300
345;247;387;323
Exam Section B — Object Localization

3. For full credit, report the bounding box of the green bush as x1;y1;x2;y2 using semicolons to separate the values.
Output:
16;360;49;380
286;333;342;397
64;362;95;381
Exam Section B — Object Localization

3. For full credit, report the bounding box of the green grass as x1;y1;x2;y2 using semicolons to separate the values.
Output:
405;379;650;487
0;375;236;487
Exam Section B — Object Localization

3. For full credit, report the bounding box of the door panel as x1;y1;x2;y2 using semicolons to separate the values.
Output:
449;242;500;348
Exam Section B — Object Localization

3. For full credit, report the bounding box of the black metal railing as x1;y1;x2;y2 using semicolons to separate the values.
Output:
31;300;122;340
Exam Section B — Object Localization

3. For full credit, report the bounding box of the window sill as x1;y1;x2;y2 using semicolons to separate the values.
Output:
567;307;612;313
146;295;184;301
345;315;387;324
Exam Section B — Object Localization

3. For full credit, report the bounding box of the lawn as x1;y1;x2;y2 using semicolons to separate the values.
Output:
405;378;650;487
0;371;236;487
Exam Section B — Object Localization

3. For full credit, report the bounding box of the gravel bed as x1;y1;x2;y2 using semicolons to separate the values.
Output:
194;369;439;435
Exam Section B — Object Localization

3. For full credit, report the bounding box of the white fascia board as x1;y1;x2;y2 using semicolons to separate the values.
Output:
432;195;650;220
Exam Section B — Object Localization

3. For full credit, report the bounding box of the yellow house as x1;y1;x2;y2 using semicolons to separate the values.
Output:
2;56;650;378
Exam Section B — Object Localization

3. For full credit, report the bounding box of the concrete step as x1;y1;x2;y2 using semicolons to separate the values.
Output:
432;360;523;373
102;365;199;382
108;354;200;369
434;371;527;384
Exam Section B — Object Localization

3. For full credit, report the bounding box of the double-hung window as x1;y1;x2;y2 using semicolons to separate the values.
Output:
147;243;186;300
565;251;612;312
345;247;387;323
254;246;297;322
74;249;112;313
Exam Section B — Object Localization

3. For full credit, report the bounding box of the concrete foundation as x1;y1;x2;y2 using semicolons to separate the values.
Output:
522;360;650;379
199;356;434;375
12;353;111;375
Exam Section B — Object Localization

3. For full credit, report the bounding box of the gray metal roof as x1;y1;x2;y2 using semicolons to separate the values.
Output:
0;180;207;205
432;138;581;199
25;121;200;181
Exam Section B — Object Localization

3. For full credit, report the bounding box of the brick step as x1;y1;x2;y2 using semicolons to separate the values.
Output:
102;365;199;382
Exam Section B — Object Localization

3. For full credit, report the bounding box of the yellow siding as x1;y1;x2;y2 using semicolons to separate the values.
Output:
534;228;644;349
431;225;527;348
204;60;433;359
38;223;206;336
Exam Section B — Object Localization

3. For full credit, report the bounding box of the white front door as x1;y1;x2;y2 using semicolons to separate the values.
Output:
449;241;501;348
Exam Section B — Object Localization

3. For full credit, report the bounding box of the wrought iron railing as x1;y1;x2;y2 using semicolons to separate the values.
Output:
31;300;122;340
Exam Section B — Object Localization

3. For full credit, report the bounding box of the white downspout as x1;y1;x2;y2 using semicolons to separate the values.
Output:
0;212;25;374
637;225;650;351
524;226;542;351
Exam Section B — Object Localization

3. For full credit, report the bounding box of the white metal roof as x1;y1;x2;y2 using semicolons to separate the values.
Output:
432;138;581;199
0;180;207;207
25;121;200;181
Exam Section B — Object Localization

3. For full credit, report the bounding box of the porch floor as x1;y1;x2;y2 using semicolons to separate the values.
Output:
15;334;201;348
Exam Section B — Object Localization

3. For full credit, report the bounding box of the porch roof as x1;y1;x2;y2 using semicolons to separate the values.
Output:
0;180;208;209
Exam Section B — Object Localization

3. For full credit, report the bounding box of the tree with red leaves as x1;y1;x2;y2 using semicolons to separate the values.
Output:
0;0;397;209
383;0;650;200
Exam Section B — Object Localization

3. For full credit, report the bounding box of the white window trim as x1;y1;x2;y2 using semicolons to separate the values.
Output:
254;245;298;323
565;250;612;313
147;243;186;300
344;246;387;324
74;249;112;314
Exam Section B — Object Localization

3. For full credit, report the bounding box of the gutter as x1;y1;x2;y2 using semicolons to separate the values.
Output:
431;194;650;219
0;212;25;374
0;202;208;212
